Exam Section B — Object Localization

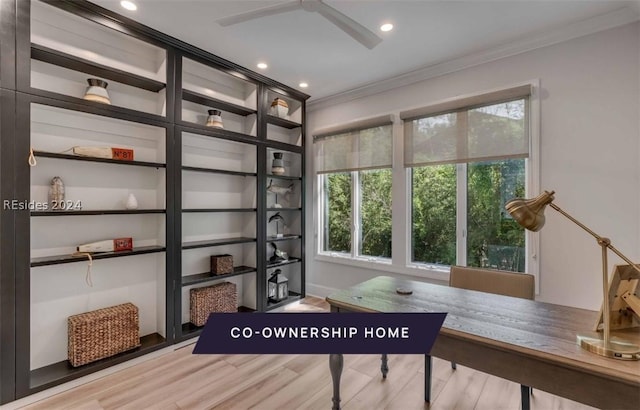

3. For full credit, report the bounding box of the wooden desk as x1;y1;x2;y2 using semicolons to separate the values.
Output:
326;276;640;410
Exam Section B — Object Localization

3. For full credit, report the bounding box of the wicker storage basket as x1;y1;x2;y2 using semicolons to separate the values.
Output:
68;303;141;367
210;254;233;275
190;282;237;326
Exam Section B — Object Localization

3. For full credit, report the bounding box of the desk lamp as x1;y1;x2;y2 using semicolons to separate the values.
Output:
505;190;640;360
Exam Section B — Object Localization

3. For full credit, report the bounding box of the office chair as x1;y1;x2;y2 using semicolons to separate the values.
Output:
425;265;535;410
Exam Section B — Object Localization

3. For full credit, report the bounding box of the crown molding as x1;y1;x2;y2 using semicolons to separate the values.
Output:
308;6;639;112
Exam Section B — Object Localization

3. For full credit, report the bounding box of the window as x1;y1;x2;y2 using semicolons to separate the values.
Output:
404;86;530;272
315;116;393;260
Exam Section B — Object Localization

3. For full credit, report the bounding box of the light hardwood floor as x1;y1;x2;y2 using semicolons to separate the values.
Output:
20;297;594;410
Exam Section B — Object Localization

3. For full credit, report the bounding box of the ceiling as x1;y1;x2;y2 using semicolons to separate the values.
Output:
92;0;640;102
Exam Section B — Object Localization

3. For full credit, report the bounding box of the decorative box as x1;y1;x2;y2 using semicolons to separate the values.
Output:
210;254;233;275
67;303;140;367
190;282;237;326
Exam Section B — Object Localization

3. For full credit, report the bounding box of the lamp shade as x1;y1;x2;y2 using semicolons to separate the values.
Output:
505;190;555;232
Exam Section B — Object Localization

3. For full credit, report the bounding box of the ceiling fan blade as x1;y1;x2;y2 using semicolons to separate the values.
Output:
217;1;302;26
314;1;382;49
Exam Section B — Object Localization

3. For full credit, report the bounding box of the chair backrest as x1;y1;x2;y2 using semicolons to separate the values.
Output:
449;266;535;300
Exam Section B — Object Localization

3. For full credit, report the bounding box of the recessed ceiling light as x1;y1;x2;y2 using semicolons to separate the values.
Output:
380;23;393;32
257;62;268;69
299;82;308;88
120;1;137;11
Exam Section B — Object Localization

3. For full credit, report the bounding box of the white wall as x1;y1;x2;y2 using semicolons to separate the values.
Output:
305;22;640;311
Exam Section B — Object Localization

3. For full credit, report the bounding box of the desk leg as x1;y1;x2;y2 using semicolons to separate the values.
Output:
425;354;432;402
330;353;344;410
380;354;389;379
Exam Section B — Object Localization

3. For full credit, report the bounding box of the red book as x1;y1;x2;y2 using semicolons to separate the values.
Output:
113;237;133;251
111;148;134;161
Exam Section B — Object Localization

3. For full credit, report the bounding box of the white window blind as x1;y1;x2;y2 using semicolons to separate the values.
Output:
402;85;531;167
313;115;394;174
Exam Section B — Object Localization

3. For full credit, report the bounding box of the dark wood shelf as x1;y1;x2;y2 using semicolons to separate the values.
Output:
266;208;301;211
266;115;300;129
33;151;166;168
180;307;257;337
31;44;166;93
31;209;165;216
265;140;304;154
30;333;165;389
31;246;166;267
266;235;301;242
177;121;257;143
266;291;302;311
182;90;257;116
182;237;255;250
183;208;256;213
182;166;256;177
267;257;302;269
182;266;256;287
28;88;169;125
266;174;301;181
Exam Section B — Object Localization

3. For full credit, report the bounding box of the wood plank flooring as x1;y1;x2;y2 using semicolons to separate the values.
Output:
20;297;595;410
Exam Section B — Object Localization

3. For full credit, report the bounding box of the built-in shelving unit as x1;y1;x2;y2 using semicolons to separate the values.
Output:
1;0;307;403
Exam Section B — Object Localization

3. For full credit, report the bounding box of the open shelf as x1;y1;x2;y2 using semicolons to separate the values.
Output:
266;174;301;181
266;257;302;269
30;246;166;267
31;209;165;217
266;115;300;129
31;44;166;93
182;266;256;287
180;308;255;338
182;237;256;250
266;235;302;242
33;151;166;168
266;208;301;211
182;166;256;177
29;333;166;390
182;90;256;117
177;121;256;142
182;208;256;213
266;291;302;311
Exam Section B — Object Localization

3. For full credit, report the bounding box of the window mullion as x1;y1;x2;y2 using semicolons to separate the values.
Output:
457;163;468;267
352;171;360;258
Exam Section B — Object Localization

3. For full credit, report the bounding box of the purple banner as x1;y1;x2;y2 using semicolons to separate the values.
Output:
193;313;446;354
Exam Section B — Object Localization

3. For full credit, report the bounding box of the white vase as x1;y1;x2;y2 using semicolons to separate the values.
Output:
125;193;138;210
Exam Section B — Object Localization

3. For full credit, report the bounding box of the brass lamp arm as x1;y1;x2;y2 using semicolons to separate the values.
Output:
549;203;640;276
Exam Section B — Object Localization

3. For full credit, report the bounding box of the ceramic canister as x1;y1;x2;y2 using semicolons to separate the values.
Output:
83;78;111;104
206;110;224;128
271;152;285;175
269;98;289;118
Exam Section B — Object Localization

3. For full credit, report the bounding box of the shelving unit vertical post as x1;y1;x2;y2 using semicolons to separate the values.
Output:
0;1;19;402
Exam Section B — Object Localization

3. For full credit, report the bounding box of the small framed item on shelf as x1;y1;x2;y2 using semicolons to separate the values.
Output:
190;282;237;326
77;237;133;253
210;254;233;275
67;303;141;367
72;146;134;161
